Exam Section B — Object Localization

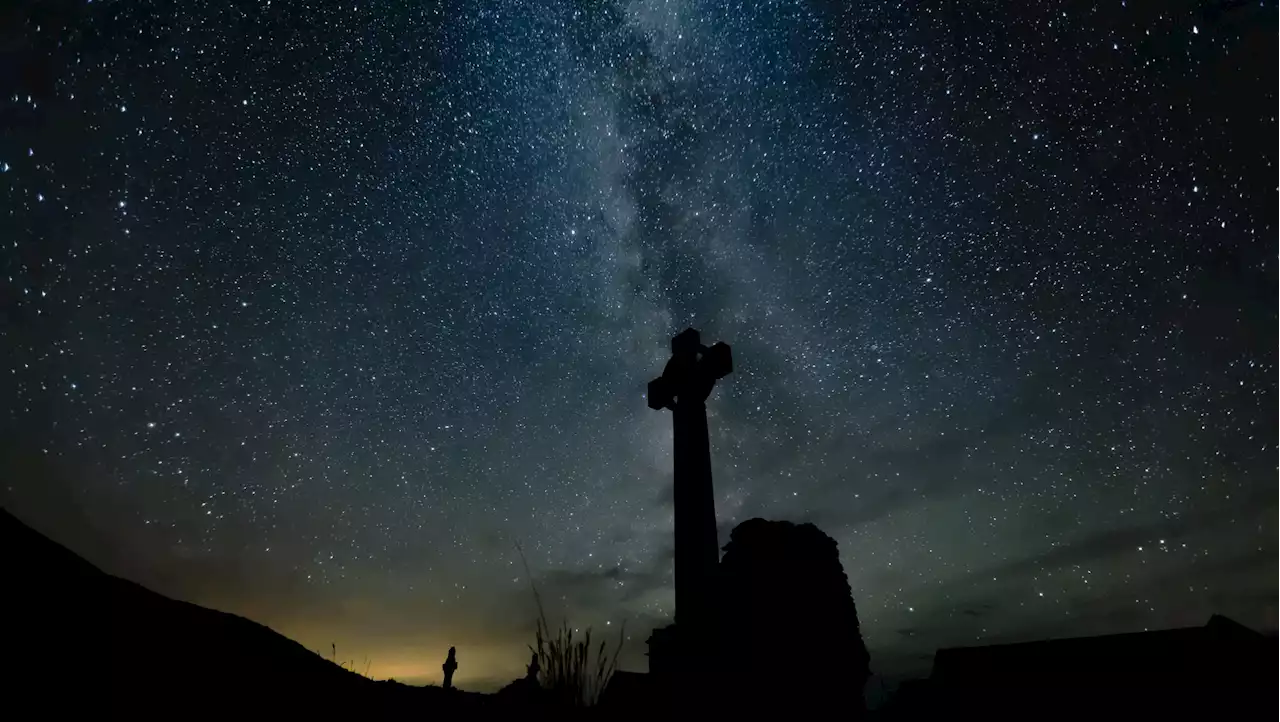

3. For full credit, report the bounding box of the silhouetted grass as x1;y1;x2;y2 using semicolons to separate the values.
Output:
517;542;625;707
530;615;625;707
325;643;373;678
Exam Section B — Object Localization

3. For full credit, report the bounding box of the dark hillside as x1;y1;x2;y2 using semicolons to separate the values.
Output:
1;508;499;715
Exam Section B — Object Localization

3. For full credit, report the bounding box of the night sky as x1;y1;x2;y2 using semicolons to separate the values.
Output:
2;0;1275;690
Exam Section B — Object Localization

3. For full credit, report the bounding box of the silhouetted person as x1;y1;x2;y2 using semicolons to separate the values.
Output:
716;518;872;718
442;647;457;690
526;652;540;682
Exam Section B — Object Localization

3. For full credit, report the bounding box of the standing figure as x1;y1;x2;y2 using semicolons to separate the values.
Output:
526;652;541;682
442;646;458;690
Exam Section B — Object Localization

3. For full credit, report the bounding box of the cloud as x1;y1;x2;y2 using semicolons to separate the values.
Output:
976;496;1273;584
536;551;673;611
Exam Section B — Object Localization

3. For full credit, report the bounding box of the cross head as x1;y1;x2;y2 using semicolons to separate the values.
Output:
647;328;733;410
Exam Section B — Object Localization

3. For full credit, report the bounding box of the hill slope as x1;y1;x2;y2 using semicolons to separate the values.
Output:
1;508;482;715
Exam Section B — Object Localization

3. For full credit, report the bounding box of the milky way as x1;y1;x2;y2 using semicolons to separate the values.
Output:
2;0;1275;690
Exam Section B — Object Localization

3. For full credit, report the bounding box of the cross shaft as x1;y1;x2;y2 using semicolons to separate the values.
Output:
647;328;732;676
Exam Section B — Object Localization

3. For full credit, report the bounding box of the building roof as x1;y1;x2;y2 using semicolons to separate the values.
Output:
930;615;1271;687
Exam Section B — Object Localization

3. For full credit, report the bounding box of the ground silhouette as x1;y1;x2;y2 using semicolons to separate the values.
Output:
8;504;1268;719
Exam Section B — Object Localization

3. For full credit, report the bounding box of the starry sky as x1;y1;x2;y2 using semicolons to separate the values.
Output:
2;0;1276;691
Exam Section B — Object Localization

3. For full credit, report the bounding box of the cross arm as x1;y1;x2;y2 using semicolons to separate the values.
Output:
702;341;733;380
647;376;674;410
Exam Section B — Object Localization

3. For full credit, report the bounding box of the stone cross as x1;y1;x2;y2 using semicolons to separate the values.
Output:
647;328;732;660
